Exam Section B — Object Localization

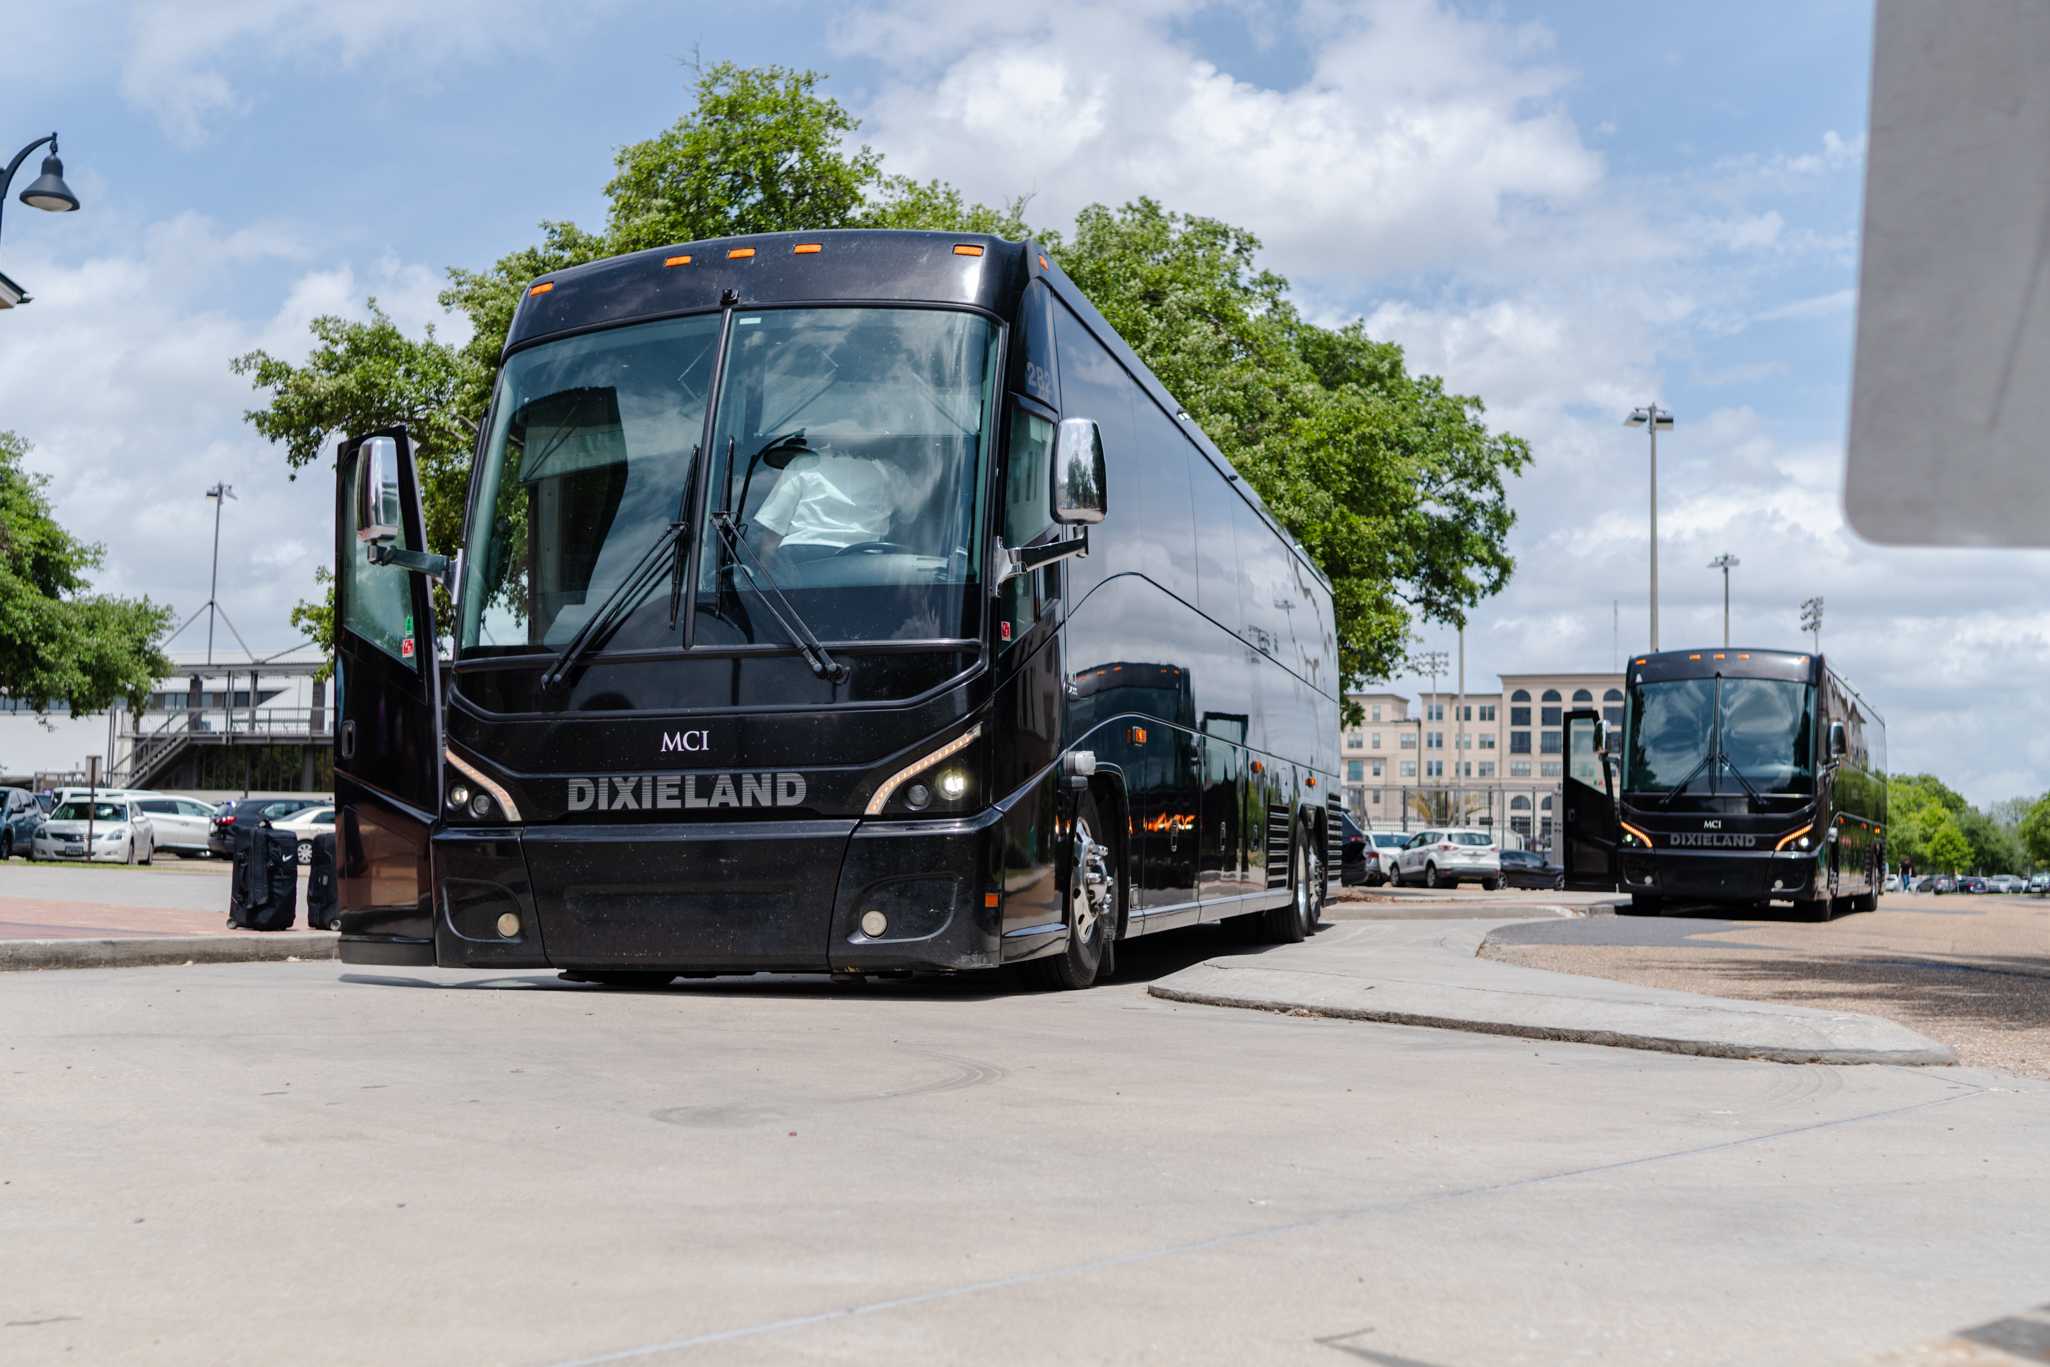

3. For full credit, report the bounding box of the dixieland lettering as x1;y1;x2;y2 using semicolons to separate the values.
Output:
565;772;807;813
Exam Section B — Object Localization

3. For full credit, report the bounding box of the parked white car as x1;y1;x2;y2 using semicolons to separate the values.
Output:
32;797;157;864
132;796;222;858
1392;828;1502;890
1361;830;1408;886
270;805;336;864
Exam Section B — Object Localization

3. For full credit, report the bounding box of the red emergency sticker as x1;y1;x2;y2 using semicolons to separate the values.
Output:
1000;621;1012;641
401;637;415;658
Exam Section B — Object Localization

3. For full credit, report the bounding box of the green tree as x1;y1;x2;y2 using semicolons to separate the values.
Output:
0;431;172;714
1925;813;1973;874
2019;794;2050;871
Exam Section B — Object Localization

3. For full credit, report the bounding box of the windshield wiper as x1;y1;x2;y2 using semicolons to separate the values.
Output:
710;511;846;682
1655;749;1718;807
540;520;690;693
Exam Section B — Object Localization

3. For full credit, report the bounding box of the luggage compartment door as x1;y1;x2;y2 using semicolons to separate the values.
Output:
1561;707;1620;892
333;429;445;957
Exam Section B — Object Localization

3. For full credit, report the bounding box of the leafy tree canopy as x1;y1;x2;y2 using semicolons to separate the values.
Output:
2019;795;2050;870
1924;813;1973;875
235;60;1529;702
0;431;172;715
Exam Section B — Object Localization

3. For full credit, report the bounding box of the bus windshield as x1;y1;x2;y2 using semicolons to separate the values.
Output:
1626;676;1816;796
460;306;997;656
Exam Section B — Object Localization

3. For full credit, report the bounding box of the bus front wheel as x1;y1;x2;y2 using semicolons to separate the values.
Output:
1032;791;1114;990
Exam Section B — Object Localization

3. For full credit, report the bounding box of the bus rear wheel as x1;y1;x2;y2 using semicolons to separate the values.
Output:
1261;825;1316;944
1031;792;1114;990
1624;893;1664;916
1794;898;1833;922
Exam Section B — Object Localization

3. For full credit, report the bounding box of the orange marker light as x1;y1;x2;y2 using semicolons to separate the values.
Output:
983;891;1001;909
1038;254;1050;270
1129;726;1148;746
527;281;554;296
953;243;984;256
727;247;756;260
1688;653;1702;661
1306;775;1318;788
663;254;692;267
793;243;822;254
1713;653;1726;660
1634;657;1647;665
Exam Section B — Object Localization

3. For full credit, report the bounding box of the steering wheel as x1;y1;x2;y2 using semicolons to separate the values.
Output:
832;541;912;556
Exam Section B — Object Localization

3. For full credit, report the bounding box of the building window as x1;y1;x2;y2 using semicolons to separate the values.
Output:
1456;733;1470;749
1539;705;1560;726
1426;760;1444;778
1400;733;1417;749
1510;706;1530;727
1400;760;1417;778
1604;706;1623;728
1347;760;1365;782
1479;734;1496;750
1458;761;1473;778
1370;789;1383;806
1541;688;1561;703
1603;688;1623;704
1510;761;1532;777
1458;704;1472;722
1426;702;1444;722
1370;732;1381;749
1426;731;1443;749
1510;688;1531;703
1371;759;1384;778
1572;688;1594;704
1540;761;1561;778
1510;732;1531;755
1478;761;1496;778
1371;704;1383;722
1479;704;1496;722
1511;815;1532;837
1345;730;1364;749
1540;730;1562;755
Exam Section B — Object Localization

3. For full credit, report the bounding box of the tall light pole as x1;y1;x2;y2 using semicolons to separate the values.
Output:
1624;404;1674;650
1800;596;1824;654
1708;553;1740;647
1414;647;1448;818
0;132;82;309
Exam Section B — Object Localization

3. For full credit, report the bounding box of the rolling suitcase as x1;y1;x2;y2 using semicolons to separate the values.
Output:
306;832;339;931
227;824;299;931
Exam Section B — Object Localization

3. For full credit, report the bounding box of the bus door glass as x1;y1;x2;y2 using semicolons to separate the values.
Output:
332;429;443;941
1561;708;1619;892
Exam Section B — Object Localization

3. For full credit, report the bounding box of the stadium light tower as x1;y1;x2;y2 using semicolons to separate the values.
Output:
1708;553;1740;647
1799;595;1824;653
1624;404;1675;650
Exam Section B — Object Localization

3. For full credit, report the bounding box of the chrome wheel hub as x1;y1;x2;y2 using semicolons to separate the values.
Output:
1071;817;1110;943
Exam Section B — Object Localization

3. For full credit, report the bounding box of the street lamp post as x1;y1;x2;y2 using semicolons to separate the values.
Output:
1624;404;1675;651
0;132;81;308
1800;596;1824;654
1708;553;1740;647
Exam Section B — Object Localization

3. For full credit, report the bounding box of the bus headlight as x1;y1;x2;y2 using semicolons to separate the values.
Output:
865;724;982;815
936;769;969;801
447;783;472;811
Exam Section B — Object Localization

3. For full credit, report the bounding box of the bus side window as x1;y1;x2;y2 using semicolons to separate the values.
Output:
1000;405;1057;644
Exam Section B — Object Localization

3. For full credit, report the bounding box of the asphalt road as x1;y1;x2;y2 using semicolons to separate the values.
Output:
3;938;2047;1365
1485;891;2050;1078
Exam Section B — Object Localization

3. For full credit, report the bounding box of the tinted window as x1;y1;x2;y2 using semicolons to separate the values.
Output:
340;442;420;671
137;800;177;815
1451;832;1492;846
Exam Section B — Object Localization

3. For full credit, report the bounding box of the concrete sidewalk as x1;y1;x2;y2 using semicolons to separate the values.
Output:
0;861;336;969
1148;918;1957;1065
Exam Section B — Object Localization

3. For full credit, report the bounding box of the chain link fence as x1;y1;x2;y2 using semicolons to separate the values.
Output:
1343;783;1564;854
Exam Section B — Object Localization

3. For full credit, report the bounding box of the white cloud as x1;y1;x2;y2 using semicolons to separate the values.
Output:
1753;288;1856;323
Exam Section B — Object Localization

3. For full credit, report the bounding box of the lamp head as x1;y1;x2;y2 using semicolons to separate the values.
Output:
19;147;79;214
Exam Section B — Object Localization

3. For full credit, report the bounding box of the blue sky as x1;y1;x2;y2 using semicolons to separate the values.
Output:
3;1;2042;802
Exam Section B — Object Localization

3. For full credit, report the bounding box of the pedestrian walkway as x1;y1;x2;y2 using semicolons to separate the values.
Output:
0;861;333;970
1148;918;1956;1065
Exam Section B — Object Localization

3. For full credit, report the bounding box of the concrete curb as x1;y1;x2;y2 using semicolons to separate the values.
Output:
1148;920;1958;1066
0;932;339;972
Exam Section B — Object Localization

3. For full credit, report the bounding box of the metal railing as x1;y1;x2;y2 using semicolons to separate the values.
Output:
113;705;328;785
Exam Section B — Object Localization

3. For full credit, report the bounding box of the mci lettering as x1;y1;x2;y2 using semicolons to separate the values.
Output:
566;772;807;812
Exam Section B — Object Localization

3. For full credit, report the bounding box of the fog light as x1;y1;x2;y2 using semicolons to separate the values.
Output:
469;793;494;819
905;783;931;810
448;783;472;810
936;769;969;800
496;912;521;938
860;909;889;937
1796;837;1810;850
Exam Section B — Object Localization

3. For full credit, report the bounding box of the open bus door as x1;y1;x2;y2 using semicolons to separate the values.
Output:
1561;708;1620;892
332;429;447;962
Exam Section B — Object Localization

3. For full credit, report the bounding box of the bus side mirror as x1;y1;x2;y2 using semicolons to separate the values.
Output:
1829;720;1848;759
356;435;404;549
1592;719;1611;755
1052;417;1107;525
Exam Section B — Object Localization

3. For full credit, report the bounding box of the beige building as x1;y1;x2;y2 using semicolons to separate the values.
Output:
1339;671;1625;850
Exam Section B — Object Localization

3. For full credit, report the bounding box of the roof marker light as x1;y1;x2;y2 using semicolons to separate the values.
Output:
727;247;755;260
1038;253;1050;270
953;243;984;256
793;243;822;254
1714;653;1726;660
527;282;553;296
1634;657;1646;665
1688;653;1702;661
664;254;692;267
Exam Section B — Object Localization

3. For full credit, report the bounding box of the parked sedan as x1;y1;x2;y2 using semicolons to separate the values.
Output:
133;796;222;858
208;796;324;856
1498;847;1564;890
2029;873;2049;895
1392;828;1502;890
1959;876;1990;894
270;805;336;865
1361;831;1408;886
32;798;156;864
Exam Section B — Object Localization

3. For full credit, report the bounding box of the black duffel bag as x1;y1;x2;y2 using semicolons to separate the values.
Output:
306;831;339;931
227;824;299;932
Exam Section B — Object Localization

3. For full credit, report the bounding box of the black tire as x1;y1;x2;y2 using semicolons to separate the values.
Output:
140;839;152;866
1260;823;1316;944
1030;790;1114;989
1624;893;1664;916
1553;871;1566;891
0;831;10;860
1423;862;1441;890
1482;876;1501;892
1794;898;1832;922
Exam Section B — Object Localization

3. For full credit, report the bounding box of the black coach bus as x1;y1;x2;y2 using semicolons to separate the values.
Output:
1561;648;1886;920
330;229;1340;989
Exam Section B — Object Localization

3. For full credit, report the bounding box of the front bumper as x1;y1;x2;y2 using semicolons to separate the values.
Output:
33;839;128;862
342;808;1010;975
1619;848;1822;903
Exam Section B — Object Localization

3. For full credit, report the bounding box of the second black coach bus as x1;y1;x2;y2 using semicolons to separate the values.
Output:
330;229;1340;988
1561;647;1885;920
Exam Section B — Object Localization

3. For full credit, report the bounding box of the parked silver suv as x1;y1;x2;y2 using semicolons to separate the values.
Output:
1391;828;1502;890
